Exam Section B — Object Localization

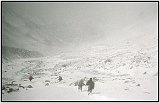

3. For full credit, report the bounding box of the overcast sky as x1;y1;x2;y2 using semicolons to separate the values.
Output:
3;2;157;28
2;2;158;55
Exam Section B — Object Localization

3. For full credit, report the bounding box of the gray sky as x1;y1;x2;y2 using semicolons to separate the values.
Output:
2;2;158;55
4;2;157;28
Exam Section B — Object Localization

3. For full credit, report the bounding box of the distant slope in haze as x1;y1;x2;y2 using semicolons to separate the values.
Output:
2;46;43;63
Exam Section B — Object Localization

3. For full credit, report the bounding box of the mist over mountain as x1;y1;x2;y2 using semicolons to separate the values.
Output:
2;46;43;63
2;2;158;101
2;2;157;55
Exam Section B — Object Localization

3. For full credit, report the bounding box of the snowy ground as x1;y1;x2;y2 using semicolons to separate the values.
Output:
2;2;158;101
2;39;158;101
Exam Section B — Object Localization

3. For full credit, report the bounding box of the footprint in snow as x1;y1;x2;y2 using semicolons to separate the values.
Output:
144;92;150;94
124;88;129;90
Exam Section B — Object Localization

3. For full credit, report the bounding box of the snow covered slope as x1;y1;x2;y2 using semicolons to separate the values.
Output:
2;46;43;63
2;35;158;101
2;2;158;101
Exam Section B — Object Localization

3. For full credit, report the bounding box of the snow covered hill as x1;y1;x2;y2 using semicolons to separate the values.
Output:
2;46;43;63
2;2;158;101
2;36;158;101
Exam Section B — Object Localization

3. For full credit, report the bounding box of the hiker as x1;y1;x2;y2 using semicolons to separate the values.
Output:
29;75;34;81
86;78;95;95
78;79;85;92
58;76;63;82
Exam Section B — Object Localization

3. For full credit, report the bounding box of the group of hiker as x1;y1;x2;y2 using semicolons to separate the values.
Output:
28;75;94;95
28;75;63;82
78;78;95;95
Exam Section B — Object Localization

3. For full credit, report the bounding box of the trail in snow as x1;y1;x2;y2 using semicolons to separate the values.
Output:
3;82;112;101
2;84;88;101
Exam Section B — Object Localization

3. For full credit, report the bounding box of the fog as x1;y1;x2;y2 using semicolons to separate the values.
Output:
2;2;158;55
2;2;158;101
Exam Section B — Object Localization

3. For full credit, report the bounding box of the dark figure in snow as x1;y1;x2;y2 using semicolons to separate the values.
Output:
58;76;63;82
29;75;34;81
78;79;85;92
86;78;95;95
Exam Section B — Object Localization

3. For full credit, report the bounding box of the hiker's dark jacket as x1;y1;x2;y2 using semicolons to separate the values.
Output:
78;80;85;87
86;80;94;90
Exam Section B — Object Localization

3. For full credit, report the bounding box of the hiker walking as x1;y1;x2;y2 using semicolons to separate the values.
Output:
78;79;85;92
29;75;34;81
58;76;63;82
86;78;95;95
